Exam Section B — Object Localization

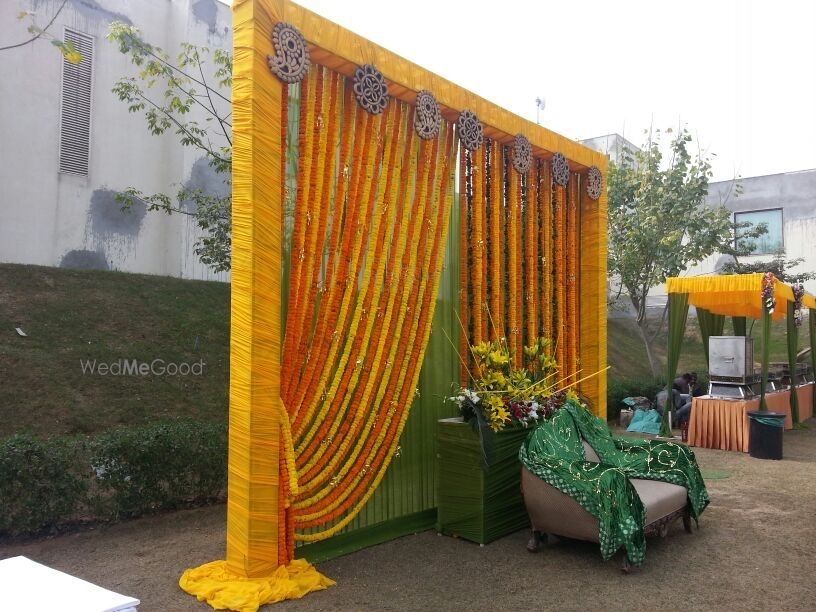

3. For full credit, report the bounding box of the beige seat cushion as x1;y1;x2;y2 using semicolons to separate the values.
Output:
630;478;688;523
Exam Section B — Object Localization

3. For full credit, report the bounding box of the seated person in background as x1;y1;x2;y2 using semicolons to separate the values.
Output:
673;373;693;395
689;372;705;397
655;385;693;426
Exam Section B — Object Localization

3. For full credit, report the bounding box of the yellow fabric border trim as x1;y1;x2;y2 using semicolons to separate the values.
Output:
667;273;794;321
274;0;604;170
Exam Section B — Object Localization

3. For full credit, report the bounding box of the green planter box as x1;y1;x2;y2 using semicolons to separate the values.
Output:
437;417;531;544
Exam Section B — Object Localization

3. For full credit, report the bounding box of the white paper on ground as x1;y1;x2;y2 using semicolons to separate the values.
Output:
0;556;140;612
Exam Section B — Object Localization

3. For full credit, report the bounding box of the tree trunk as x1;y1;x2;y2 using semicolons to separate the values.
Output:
635;316;660;377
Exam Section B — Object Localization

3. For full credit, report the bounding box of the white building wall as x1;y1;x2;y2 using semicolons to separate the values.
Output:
0;0;231;281
650;169;816;304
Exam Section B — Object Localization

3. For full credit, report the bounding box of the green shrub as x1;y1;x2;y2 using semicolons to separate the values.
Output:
607;377;666;421
0;434;87;535
90;420;226;518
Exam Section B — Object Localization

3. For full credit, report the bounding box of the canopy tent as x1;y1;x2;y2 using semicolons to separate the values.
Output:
662;273;815;437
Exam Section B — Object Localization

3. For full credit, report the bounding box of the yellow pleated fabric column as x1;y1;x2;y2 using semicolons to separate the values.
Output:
179;2;334;609
578;162;608;418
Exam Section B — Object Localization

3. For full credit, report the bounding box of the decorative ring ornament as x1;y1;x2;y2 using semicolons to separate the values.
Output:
414;90;441;140
551;152;570;187
353;64;389;114
458;109;483;151
267;22;310;84
511;134;532;174
586;166;602;200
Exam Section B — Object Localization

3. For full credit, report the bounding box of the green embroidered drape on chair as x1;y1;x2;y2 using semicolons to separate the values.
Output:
519;401;709;566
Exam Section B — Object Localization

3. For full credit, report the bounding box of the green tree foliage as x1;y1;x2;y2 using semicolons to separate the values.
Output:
607;128;735;375
1;2;82;62
719;251;816;283
107;22;232;272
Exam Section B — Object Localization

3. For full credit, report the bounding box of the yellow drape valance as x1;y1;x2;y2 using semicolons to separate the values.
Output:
666;273;794;321
803;293;816;310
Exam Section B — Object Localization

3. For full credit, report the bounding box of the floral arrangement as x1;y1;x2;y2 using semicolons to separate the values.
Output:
450;337;579;432
792;280;805;326
761;272;776;314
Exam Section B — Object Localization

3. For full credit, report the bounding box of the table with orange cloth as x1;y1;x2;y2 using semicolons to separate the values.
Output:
687;389;795;453
794;383;814;425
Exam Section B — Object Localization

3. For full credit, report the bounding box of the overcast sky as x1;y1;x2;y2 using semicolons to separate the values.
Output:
290;0;816;182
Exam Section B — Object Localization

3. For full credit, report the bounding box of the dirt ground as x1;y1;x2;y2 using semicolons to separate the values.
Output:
3;422;816;611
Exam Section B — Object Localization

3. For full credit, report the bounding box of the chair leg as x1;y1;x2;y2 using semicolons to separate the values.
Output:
526;530;547;553
683;511;693;534
621;554;632;574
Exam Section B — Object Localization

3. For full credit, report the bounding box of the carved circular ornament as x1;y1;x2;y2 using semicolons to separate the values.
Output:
512;134;532;174
353;64;389;114
458;109;483;151
414;90;441;140
267;22;310;84
586;166;603;200
551;152;570;186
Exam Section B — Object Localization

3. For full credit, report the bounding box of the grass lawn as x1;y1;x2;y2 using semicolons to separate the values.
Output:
607;312;803;381
0;264;229;437
1;263;809;437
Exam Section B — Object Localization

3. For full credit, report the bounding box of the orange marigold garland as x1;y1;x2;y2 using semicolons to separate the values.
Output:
554;180;566;377
297;124;455;536
489;139;504;340
288;81;357;424
281;67;314;401
291;99;374;437
296;122;453;535
471;144;485;343
566;171;579;380
459;145;469;383
525;163;539;351
507;156;522;368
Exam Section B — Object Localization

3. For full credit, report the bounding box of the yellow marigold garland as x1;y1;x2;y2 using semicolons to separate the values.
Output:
540;161;552;342
291;102;375;440
459;146;469;383
281;67;314;401
296;123;454;539
489;140;504;340
288;81;357;426
525;163;538;352
566;172;579;380
554;182;566;377
471;145;485;344
295;107;387;457
296;102;406;485
507;164;522;368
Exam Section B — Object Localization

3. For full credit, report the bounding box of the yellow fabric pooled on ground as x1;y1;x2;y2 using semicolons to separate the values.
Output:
179;559;335;611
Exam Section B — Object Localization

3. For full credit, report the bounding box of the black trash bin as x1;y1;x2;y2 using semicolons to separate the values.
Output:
747;411;785;460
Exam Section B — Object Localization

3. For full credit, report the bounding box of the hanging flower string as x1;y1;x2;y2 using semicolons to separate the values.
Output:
792;280;805;326
762;272;776;314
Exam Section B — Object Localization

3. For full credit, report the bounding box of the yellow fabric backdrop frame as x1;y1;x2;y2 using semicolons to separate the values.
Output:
181;1;608;609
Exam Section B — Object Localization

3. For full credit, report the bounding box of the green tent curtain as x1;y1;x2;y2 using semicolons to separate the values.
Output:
661;293;689;437
759;306;771;411
786;301;800;424
732;316;747;337
697;307;725;368
810;309;816;413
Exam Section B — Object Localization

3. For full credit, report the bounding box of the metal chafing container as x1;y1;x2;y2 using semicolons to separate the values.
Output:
708;336;759;398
